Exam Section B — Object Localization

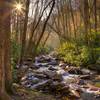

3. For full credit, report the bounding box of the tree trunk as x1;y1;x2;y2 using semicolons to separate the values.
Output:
20;0;30;65
0;0;12;99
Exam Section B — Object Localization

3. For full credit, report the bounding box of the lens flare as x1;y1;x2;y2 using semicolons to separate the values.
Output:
13;2;24;14
15;3;22;12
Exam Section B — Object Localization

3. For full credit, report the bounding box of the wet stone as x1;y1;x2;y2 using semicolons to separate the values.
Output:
62;74;79;84
48;65;58;71
50;81;66;91
21;65;29;69
34;73;47;79
30;80;51;90
81;92;100;100
44;71;56;77
80;75;91;80
21;80;28;85
77;79;85;85
68;67;83;75
48;60;58;65
21;76;27;81
30;64;40;69
81;68;97;75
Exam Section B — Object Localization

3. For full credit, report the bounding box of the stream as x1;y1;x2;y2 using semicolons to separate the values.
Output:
16;54;100;100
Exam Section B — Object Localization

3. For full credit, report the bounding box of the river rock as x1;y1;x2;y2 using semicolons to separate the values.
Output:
95;75;100;80
62;74;79;84
80;75;91;80
21;76;27;81
36;67;49;73
44;71;62;81
48;65;58;71
56;69;65;75
59;61;68;68
48;60;58;65
81;92;100;100
69;84;80;90
30;80;51;90
69;89;80;98
50;81;66;92
68;67;83;75
77;79;85;85
21;65;29;69
30;77;40;84
34;73;47;79
81;68;96;75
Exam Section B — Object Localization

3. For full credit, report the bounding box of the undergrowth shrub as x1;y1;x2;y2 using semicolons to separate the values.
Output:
36;45;52;55
57;31;100;67
11;39;21;82
57;42;99;67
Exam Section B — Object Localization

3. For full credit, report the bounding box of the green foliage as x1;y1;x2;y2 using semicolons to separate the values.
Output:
11;39;21;82
57;42;99;67
36;45;52;55
88;31;100;47
57;31;100;67
11;39;21;65
12;68;19;83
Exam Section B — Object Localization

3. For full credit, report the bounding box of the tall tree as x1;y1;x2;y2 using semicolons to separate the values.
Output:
20;0;30;65
0;0;12;99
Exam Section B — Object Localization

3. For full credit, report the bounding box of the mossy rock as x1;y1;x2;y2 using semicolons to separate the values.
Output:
88;64;100;72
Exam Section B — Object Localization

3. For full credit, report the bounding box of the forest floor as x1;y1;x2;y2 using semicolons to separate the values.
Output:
12;88;57;100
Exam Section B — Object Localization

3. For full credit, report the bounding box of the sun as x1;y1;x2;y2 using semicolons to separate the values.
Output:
13;2;24;14
15;3;22;12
